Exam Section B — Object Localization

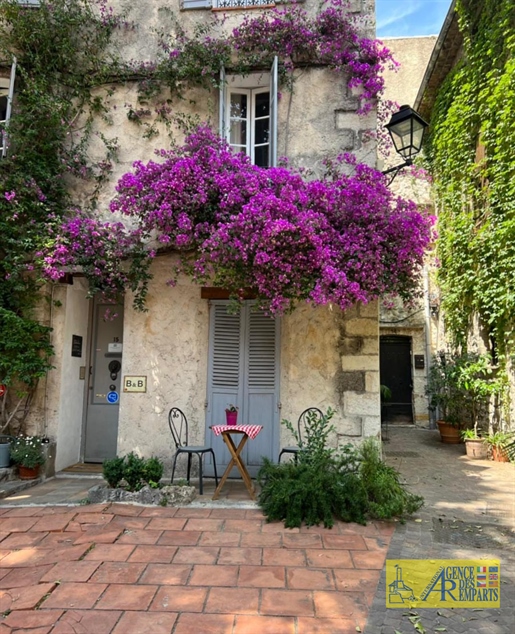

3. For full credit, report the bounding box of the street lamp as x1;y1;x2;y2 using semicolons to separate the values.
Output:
383;105;429;184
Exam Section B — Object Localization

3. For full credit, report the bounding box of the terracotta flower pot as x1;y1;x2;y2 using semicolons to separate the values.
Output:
18;465;40;480
436;420;462;444
492;446;510;463
464;439;488;459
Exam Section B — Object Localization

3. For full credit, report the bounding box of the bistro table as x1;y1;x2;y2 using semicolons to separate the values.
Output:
210;425;263;500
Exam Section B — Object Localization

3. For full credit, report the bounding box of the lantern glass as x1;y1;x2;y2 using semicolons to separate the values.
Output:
386;106;428;161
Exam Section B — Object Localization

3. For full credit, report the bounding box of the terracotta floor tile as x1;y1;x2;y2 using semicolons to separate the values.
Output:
1;582;56;611
173;546;219;564
340;522;379;536
374;520;396;535
305;548;353;569
0;564;54;588
110;515;151;530
208;508;248;519
127;545;177;563
108;504;144;516
0;508;40;518
189;564;238;586
299;524;340;535
297;616;359;633
157;530;201;546
261;589;314;616
37;532;82;547
139;507;178;517
41;582;107;609
238;565;285;588
244;509;266;519
233;614;295;634
84;544;135;562
72;513;114;526
199;531;242;547
175;508;212;518
240;532;282;548
0;547;49;568
333;568;381;593
286;567;335;590
116;529;163;545
145;518;187;531
0;624;12;634
4;609;63;629
350;549;387;570
40;561;100;583
262;548;306;567
111;610;178;634
0;517;38;532
73;527;122;545
205;587;259;614
30;514;76;533
183;518;224;532
261;522;299;534
174;612;234;634
150;586;208;613
313;590;368;619
0;532;47;549
363;535;390;550
282;534;323;549
223;519;263;533
89;561;146;584
41;544;91;565
63;504;110;515
218;547;261;565
95;584;158;611
138;563;191;585
53;609;121;634
321;534;368;550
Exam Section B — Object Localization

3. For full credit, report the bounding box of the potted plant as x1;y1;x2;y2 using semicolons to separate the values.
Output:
426;352;466;443
9;435;46;479
461;428;488;459
485;432;511;463
225;405;238;426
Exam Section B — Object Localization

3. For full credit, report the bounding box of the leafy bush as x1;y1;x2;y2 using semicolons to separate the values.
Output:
258;411;423;528
9;435;45;468
102;453;165;492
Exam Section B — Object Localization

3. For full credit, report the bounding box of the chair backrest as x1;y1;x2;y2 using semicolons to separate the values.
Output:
168;407;188;448
297;407;324;443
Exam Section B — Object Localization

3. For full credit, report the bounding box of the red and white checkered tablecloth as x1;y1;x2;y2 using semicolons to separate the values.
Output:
211;425;263;440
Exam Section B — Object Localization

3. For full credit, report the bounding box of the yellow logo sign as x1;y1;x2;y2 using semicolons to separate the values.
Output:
386;560;500;608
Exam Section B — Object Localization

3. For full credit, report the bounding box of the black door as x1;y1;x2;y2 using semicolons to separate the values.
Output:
380;336;413;423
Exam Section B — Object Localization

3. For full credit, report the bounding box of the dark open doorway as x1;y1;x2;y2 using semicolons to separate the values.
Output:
380;335;414;424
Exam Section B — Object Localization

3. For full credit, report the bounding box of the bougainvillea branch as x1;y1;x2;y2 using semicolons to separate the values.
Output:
43;127;434;314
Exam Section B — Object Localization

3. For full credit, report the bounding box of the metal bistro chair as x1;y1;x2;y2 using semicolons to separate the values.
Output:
278;407;324;463
168;407;218;495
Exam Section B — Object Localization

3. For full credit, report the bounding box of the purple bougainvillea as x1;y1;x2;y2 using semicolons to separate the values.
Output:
43;127;433;314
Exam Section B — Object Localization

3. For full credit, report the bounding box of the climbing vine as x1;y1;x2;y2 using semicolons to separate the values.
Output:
425;0;515;367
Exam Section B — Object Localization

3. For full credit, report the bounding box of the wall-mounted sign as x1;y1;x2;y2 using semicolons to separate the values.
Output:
107;391;119;404
108;342;123;354
71;335;83;358
123;376;147;393
414;355;425;369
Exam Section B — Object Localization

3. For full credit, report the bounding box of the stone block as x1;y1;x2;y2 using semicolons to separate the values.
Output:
361;337;379;354
344;391;380;417
345;318;378;337
337;417;363;437
365;371;380;393
341;355;378;371
340;336;363;355
88;484;196;506
339;371;365;393
335;127;356;150
362;417;381;437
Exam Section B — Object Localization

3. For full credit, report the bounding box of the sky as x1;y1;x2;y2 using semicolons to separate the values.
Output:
376;0;453;38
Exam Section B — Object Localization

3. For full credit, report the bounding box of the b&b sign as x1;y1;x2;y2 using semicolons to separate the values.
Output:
123;376;147;393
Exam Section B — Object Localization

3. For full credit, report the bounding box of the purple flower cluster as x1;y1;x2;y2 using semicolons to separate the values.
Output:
44;127;433;314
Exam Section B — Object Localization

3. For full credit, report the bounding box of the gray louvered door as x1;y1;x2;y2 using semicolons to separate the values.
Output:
205;301;280;477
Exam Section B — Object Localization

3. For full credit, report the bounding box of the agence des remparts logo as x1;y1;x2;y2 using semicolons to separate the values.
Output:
386;560;500;608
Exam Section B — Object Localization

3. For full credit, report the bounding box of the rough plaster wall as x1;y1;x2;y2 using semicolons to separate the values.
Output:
116;256;209;469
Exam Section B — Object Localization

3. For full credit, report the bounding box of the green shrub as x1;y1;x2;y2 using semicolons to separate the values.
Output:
258;410;423;528
102;456;125;488
102;453;165;492
359;438;424;520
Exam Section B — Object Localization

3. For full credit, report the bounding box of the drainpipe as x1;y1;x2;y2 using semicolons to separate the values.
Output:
423;267;434;429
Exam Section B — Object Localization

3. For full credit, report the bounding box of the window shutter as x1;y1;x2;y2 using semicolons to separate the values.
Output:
210;303;241;390
247;309;277;390
180;0;212;9
219;65;226;140
269;56;278;167
1;57;16;158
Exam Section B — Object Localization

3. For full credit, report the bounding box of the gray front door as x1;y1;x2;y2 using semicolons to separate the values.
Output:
83;301;124;462
205;301;280;477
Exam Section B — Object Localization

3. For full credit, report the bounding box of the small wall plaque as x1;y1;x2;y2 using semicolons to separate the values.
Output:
123;376;147;393
71;335;83;358
414;354;425;369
